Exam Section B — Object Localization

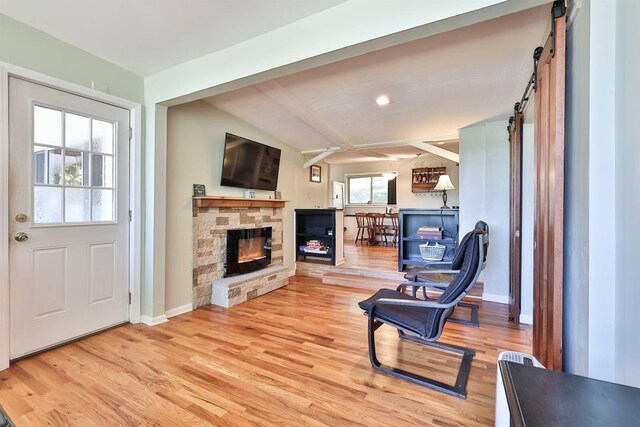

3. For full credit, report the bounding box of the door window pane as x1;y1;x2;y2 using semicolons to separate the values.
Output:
349;177;371;204
34;186;62;224
64;150;89;186
34;106;62;147
92;119;114;154
91;154;113;187
65;113;90;150
65;188;90;222
34;146;46;184
91;189;113;222
47;148;63;185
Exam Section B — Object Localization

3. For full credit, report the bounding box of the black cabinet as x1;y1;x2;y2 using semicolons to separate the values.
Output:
295;209;344;265
398;208;459;271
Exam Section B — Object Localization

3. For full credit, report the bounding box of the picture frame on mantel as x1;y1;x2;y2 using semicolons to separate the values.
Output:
193;184;206;197
411;167;446;192
310;165;321;183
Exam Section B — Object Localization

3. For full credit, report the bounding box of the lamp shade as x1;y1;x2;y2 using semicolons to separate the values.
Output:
381;171;397;180
434;174;455;191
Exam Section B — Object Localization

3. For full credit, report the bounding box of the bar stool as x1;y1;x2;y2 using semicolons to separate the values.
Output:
355;212;368;244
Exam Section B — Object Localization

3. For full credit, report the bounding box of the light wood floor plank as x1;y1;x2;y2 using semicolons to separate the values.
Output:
0;275;530;426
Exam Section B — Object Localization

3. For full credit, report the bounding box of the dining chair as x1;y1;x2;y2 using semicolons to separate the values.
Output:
355;212;368;244
388;212;399;246
366;213;387;245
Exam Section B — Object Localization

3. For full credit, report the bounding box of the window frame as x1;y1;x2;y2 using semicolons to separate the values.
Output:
345;172;397;206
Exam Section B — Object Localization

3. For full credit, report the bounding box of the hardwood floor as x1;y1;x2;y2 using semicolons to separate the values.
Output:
342;240;398;271
0;276;530;426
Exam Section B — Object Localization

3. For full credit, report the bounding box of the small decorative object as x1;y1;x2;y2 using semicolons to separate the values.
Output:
411;167;446;192
419;242;446;261
310;165;321;183
434;174;455;209
274;190;282;200
244;190;256;198
325;227;333;236
193;184;206;197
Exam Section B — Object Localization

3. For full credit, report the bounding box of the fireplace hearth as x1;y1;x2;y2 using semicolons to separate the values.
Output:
225;227;272;277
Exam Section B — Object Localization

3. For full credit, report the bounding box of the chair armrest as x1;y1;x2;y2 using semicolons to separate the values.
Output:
415;269;459;275
397;282;451;295
371;297;458;311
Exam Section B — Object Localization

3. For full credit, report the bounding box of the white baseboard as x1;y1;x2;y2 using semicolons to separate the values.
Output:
482;293;509;304
288;268;296;277
165;303;193;318
140;314;169;326
519;314;533;325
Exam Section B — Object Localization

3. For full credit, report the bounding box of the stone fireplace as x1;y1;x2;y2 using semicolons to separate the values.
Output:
192;197;289;308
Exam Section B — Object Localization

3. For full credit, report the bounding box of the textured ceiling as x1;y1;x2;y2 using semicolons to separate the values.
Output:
203;4;549;155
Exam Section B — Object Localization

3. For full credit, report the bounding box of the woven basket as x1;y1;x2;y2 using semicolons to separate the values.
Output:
419;242;446;261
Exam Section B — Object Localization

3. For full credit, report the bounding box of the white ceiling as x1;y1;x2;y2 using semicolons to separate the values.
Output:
0;0;347;76
317;141;459;164
203;4;550;160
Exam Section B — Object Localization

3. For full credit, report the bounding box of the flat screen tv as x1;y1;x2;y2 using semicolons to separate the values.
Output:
220;133;281;191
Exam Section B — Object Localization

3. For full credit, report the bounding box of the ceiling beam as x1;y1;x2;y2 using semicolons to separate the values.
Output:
256;81;355;150
303;148;341;168
409;142;460;163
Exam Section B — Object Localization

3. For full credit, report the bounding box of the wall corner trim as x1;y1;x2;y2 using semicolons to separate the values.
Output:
140;314;169;326
165;303;193;318
482;293;509;304
519;314;533;325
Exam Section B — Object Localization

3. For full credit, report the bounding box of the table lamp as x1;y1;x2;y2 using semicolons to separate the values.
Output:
434;174;455;209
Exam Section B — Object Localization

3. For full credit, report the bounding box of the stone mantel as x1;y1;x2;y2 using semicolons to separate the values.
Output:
193;196;289;209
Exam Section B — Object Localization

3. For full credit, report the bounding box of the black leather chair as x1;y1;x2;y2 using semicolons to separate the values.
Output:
402;221;489;327
358;226;487;399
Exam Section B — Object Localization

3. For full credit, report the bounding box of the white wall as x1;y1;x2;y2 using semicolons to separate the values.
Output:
166;101;319;312
614;0;640;387
564;0;591;376
459;120;510;302
563;0;640;387
520;122;534;324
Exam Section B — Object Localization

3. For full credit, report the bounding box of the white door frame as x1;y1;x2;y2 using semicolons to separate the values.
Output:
0;63;142;370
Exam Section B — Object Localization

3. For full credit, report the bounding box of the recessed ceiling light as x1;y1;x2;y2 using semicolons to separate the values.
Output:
375;95;391;106
437;141;445;145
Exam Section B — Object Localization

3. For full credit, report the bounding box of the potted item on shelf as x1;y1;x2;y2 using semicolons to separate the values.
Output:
302;240;329;254
419;242;446;261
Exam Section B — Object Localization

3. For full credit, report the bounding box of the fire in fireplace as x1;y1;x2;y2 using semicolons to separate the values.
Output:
225;227;272;277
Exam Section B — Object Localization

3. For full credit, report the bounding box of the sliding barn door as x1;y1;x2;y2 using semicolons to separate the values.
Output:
533;7;566;371
509;112;523;324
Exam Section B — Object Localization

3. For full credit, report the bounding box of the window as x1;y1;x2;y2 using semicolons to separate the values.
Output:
32;105;116;224
347;174;397;205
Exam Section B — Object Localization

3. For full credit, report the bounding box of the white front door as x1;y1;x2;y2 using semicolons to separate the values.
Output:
8;77;130;359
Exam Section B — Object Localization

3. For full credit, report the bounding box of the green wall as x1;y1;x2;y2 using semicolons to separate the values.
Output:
0;13;143;103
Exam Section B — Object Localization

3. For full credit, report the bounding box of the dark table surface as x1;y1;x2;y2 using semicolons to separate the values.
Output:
500;360;640;427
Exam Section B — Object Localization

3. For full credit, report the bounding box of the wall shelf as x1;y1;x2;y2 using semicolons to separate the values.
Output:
398;208;459;271
193;196;289;209
295;209;344;266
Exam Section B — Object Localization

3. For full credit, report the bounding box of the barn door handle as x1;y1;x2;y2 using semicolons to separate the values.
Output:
14;232;28;242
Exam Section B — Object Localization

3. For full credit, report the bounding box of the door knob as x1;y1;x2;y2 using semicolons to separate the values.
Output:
14;232;28;242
